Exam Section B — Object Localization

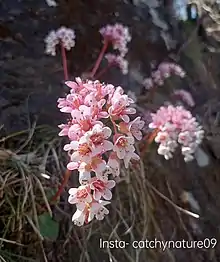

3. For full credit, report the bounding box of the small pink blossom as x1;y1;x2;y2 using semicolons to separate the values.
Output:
149;105;204;161
68;185;92;210
143;62;186;90
90;178;116;201
100;23;131;56
64;138;94;163
45;27;75;56
119;116;145;140
109;92;136;123
105;53;128;75
56;26;76;50
173;89;195;107
90;200;110;221
84;124;113;154
113;135;140;168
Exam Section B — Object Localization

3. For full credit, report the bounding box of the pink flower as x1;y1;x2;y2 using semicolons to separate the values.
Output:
71;208;87;226
149;105;204;161
119;117;145;140
58;78;144;225
45;27;75;56
109;92;136;122
143;78;154;90
90;178;115;201
77;156;107;184
90;201;111;220
56;26;76;50
107;153;120;177
105;53;128;75
68;185;92;210
84;124;113;154
100;23;131;56
158;62;185;78
142;62;185;90
173;89;195;107
64;138;94;164
113;135;140;168
58;123;70;136
57;94;82;113
71;200;111;225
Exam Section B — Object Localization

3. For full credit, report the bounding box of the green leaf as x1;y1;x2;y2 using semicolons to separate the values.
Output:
38;212;59;241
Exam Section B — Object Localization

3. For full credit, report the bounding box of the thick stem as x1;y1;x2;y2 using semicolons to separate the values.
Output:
51;169;71;203
91;40;108;77
61;42;69;80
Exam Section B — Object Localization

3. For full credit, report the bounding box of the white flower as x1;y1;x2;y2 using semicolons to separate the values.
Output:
44;30;59;56
56;26;76;50
90;200;111;221
44;27;76;56
72;209;86;226
45;0;57;7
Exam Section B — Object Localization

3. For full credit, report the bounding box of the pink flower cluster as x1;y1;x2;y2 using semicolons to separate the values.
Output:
105;54;128;75
58;78;144;226
100;23;131;75
45;26;76;56
173;89;195;107
149;105;204;162
143;62;186;90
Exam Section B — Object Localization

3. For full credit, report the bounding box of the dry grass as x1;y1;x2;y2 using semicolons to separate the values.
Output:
0;124;64;261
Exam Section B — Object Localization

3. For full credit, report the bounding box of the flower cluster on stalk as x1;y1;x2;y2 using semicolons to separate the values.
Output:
58;78;144;226
45;26;76;56
143;62;186;90
149;105;204;162
100;23;131;75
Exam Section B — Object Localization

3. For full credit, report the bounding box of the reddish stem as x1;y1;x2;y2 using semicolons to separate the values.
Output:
91;40;108;77
95;62;114;79
51;169;71;203
110;117;118;134
61;42;69;80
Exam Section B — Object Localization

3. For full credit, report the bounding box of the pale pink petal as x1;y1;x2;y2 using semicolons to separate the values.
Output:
67;161;79;170
121;115;130;123
103;140;113;151
93;190;102;201
103;189;112;200
107;180;116;189
103;127;112;138
68;188;78;195
65;81;78;90
124;108;136;114
63;144;72;151
71;152;81;162
60;107;72;113
117;149;125;159
76;202;86;211
68;195;77;204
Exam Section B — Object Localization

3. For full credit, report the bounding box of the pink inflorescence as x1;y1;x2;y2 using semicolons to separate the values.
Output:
173;89;195;107
105;54;128;75
45;26;76;56
58;77;144;226
149;105;204;162
143;62;186;90
100;23;131;75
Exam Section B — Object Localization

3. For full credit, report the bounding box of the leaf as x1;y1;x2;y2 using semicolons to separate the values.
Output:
38;212;59;241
